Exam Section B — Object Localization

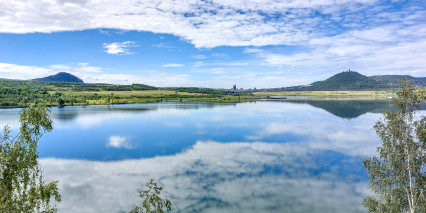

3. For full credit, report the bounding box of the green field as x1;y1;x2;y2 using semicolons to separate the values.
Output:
0;79;257;108
78;90;257;105
65;90;203;97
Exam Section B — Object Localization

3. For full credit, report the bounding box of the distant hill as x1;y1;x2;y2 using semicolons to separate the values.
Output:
34;72;84;83
306;71;386;90
289;71;426;91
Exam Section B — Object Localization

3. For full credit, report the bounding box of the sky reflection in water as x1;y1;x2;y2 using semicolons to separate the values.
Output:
1;101;410;212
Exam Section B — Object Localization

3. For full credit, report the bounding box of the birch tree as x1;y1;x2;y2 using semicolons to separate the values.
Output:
363;79;425;213
0;106;61;212
130;178;172;213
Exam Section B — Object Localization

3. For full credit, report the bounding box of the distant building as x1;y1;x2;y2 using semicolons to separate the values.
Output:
233;84;236;90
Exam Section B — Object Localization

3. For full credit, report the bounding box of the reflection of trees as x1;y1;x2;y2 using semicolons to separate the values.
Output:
51;102;236;122
52;106;153;121
54;107;80;121
167;102;236;110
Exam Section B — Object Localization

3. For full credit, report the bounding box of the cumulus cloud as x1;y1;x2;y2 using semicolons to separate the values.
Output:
102;41;136;55
0;63;52;79
0;62;191;86
244;22;426;80
0;62;102;81
1;0;423;49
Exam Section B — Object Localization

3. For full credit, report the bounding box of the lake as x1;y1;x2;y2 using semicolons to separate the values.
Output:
0;100;413;212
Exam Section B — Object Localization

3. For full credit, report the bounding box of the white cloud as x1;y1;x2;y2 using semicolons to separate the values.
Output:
244;23;426;80
74;63;102;73
0;62;102;81
49;64;72;70
1;0;418;49
0;62;191;87
0;63;52;79
107;136;133;149
152;43;176;50
162;63;184;67
83;71;191;86
192;54;207;59
210;68;226;74
102;41;136;55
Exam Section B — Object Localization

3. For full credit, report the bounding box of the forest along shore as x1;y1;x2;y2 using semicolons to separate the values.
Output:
0;79;257;108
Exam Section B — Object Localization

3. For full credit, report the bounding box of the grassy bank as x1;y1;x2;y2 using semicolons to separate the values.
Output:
76;90;257;105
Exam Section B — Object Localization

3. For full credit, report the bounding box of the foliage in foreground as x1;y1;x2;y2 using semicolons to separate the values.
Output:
0;106;60;212
363;79;425;213
130;178;172;213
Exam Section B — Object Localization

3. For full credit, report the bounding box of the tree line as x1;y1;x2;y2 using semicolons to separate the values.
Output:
0;79;251;108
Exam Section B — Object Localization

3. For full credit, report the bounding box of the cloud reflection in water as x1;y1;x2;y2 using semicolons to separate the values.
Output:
41;140;369;213
107;136;133;149
1;101;398;212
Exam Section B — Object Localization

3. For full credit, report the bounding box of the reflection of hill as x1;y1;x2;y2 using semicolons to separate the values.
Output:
287;100;394;119
285;100;426;119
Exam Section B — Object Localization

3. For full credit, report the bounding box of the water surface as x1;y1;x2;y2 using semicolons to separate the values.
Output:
1;100;409;212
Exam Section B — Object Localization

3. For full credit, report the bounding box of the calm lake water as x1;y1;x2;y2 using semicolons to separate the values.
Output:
2;100;420;213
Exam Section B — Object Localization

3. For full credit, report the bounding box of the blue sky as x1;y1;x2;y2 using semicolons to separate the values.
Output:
0;0;425;88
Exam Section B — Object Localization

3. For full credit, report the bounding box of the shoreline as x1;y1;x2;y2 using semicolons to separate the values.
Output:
5;89;426;109
253;90;394;97
0;96;259;109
